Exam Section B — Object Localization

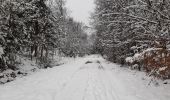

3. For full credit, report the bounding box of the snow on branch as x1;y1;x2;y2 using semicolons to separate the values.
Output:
124;5;147;10
136;0;147;4
151;7;170;20
125;4;170;21
103;13;158;24
107;21;135;27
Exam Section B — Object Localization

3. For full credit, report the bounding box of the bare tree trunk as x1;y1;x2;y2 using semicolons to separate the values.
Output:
41;45;44;62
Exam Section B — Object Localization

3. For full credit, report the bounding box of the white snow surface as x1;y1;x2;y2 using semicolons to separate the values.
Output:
0;55;170;100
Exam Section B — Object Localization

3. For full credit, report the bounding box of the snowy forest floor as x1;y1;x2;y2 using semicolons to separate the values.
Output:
0;55;170;100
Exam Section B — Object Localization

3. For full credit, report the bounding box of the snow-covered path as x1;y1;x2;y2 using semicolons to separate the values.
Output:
0;55;170;100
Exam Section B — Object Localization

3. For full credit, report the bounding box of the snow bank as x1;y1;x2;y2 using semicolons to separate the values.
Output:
0;55;169;100
0;54;75;84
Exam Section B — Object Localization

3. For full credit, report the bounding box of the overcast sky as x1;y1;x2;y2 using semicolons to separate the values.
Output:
65;0;95;25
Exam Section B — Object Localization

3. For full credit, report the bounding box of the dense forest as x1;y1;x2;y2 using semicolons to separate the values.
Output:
91;0;170;79
0;1;170;100
0;0;93;73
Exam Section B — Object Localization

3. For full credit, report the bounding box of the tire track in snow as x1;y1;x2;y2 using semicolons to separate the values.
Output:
81;63;103;100
53;63;87;100
53;64;91;100
82;68;91;100
82;62;117;100
61;62;87;86
92;70;106;100
99;70;120;100
96;61;121;100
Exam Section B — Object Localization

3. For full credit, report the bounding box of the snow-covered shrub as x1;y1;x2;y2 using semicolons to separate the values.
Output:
0;69;29;84
125;52;144;70
125;57;133;64
143;48;170;79
0;69;17;84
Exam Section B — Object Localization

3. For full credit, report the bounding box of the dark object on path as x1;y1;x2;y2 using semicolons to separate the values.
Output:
85;61;93;64
44;65;52;69
10;72;16;78
98;65;104;70
17;71;27;76
96;60;104;70
96;60;100;64
163;82;168;84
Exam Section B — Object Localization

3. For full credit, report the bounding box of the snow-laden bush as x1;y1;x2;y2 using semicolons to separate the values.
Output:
0;69;17;84
143;48;170;79
125;57;133;64
125;48;170;79
125;52;144;70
